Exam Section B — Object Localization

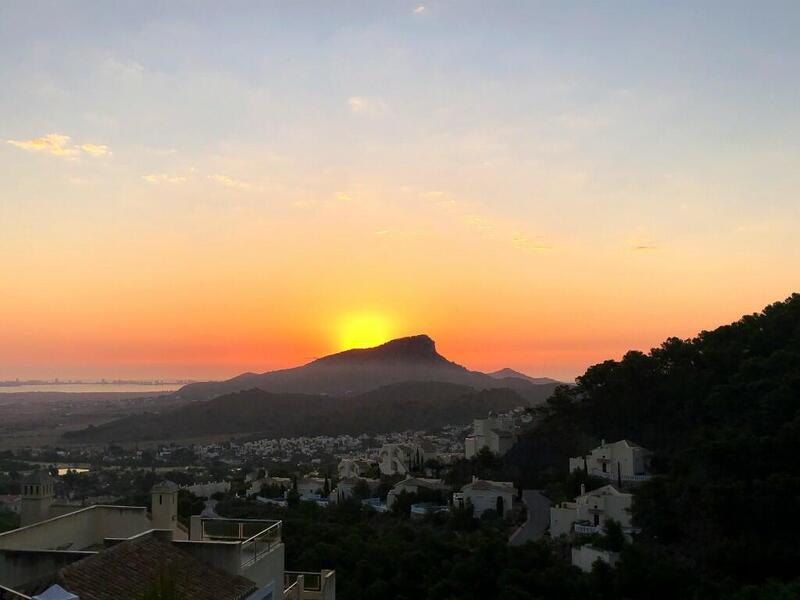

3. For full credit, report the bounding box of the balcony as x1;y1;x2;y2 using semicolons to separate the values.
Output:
197;518;282;568
574;523;601;535
590;469;651;482
284;570;336;600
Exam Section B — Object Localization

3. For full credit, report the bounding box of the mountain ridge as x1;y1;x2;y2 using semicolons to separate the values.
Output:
173;334;559;401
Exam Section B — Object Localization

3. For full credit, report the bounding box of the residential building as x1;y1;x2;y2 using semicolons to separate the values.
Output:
330;478;379;504
336;459;371;480
569;439;652;483
550;484;633;537
378;443;425;476
464;414;515;459
0;472;335;600
452;477;515;517
386;477;448;509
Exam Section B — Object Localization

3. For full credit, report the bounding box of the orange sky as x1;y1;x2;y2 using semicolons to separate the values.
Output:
1;4;798;382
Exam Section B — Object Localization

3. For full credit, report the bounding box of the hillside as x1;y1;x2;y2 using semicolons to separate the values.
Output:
488;368;561;385
172;335;552;401
504;293;800;596
64;381;553;443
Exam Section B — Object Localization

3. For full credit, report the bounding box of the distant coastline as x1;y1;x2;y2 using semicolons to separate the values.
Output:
0;382;187;394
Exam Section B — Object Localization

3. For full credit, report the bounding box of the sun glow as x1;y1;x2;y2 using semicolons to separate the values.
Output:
337;313;394;350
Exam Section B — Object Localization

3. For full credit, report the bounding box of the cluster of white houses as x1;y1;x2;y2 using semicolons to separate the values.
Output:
0;472;335;600
549;439;653;572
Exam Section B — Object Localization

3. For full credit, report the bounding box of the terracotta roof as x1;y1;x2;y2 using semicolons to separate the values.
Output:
23;533;256;600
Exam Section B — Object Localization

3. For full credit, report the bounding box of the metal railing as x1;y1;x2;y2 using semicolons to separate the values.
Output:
285;572;322;592
574;523;601;534
199;517;282;567
0;584;30;600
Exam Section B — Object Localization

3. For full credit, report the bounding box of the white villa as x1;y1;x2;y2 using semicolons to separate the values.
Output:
378;443;425;476
569;439;652;483
452;477;515;517
550;484;633;537
330;478;379;504
0;471;334;600
386;477;448;509
337;459;372;480
464;414;515;459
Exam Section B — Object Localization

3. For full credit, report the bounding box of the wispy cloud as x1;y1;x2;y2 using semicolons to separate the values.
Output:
8;133;110;158
513;233;552;251
8;134;79;157
413;5;426;14
208;174;255;190
143;173;187;184
348;96;390;117
80;143;110;156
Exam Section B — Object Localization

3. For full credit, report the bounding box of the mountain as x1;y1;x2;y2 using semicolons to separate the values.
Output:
173;335;553;401
487;368;561;385
63;381;556;443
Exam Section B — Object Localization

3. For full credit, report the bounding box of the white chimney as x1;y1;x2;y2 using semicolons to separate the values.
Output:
580;483;586;496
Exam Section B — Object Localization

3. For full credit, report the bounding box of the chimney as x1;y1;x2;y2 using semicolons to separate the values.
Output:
601;439;605;447
580;483;586;496
472;475;478;483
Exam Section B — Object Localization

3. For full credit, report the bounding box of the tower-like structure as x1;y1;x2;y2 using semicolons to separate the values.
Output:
20;470;54;527
150;480;179;530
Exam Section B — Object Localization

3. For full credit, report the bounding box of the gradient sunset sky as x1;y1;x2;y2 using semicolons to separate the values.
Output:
1;1;798;382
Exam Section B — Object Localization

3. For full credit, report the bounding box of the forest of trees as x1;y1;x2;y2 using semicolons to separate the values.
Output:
505;293;800;598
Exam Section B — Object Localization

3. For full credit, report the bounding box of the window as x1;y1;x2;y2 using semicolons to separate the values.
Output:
159;495;163;505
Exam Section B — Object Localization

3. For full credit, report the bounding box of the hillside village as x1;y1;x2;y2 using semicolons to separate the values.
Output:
1;295;799;599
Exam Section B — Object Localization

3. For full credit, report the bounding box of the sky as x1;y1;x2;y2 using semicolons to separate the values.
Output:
1;1;799;382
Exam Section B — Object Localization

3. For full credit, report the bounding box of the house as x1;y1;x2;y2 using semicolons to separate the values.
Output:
378;444;425;476
386;477;448;509
550;484;633;537
569;439;652;483
330;478;379;504
337;459;372;480
452;477;515;517
464;414;515;459
0;472;335;600
293;477;328;500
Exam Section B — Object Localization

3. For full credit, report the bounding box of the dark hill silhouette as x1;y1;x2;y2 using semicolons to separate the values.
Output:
173;335;553;400
487;368;562;385
64;381;555;443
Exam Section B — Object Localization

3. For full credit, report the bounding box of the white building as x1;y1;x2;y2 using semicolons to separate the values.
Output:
337;459;372;480
550;484;633;537
386;477;448;509
569;439;651;483
331;478;379;503
378;443;425;476
453;477;515;517
464;414;515;459
0;472;335;600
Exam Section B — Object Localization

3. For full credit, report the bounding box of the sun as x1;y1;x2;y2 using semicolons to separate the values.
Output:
337;313;394;350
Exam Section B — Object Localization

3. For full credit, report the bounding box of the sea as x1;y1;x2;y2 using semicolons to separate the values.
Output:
0;383;184;394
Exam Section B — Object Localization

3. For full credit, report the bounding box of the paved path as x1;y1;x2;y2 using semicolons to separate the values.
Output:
509;490;551;546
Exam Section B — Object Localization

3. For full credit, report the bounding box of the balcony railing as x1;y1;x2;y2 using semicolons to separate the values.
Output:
0;584;30;600
283;570;335;600
590;469;651;482
199;517;282;567
285;572;322;592
574;523;601;534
